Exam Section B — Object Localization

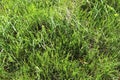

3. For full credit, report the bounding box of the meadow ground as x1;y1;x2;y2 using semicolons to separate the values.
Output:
0;0;120;80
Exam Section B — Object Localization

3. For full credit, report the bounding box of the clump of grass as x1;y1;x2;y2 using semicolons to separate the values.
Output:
0;0;120;80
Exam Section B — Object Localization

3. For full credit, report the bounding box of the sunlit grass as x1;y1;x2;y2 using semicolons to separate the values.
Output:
0;0;120;80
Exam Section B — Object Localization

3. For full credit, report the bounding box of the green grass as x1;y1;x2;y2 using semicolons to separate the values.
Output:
0;0;120;80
